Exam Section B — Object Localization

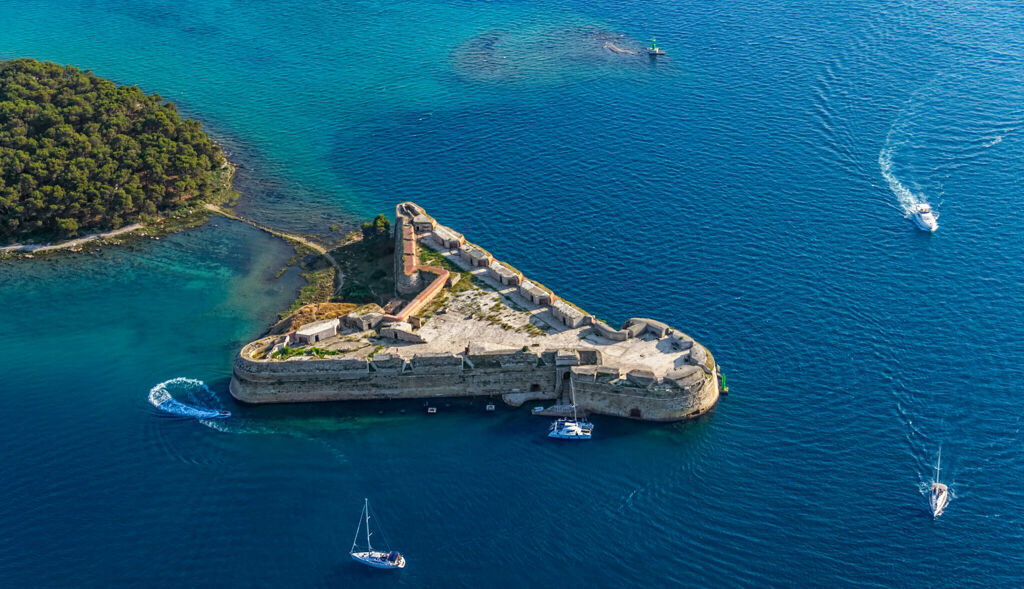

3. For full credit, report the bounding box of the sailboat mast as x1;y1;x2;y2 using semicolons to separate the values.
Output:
569;374;578;420
365;498;373;552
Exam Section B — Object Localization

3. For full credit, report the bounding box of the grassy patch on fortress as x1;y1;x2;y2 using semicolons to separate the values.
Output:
272;346;341;360
418;246;447;268
283;264;336;318
474;300;517;331
417;292;450;322
269;302;357;335
520;322;547;336
410;247;479;326
418;248;477;290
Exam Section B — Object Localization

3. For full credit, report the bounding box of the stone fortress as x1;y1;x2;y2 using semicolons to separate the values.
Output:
230;203;720;421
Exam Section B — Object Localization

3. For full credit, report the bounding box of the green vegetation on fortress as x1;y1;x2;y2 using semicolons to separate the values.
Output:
0;58;232;242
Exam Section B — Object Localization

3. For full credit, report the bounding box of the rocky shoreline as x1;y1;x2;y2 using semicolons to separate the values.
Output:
1;162;238;260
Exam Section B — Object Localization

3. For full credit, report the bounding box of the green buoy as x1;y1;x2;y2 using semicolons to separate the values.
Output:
648;37;666;56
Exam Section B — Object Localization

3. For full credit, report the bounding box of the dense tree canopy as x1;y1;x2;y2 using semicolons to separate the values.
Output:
361;214;391;241
0;58;229;241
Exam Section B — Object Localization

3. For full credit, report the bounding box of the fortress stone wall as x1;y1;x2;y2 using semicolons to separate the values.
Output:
230;337;719;421
231;344;559;405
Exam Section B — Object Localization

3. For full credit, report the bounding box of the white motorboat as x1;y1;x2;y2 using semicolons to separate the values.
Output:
350;498;406;569
910;203;939;232
548;376;593;439
929;450;950;518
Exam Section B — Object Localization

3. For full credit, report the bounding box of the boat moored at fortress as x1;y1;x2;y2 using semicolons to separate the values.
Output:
230;203;720;422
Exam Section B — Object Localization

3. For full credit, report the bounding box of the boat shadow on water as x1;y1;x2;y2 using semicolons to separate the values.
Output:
586;411;716;443
325;562;405;585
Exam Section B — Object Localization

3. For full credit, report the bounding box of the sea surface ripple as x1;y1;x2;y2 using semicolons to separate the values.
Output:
1;0;1023;586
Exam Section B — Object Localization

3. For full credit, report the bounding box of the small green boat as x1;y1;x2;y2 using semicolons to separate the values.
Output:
647;37;666;56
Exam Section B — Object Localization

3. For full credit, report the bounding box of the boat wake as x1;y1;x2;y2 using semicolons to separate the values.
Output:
918;450;955;493
895;384;969;516
148;377;230;420
603;42;637;55
982;135;1004;148
878;142;932;217
879;68;1023;229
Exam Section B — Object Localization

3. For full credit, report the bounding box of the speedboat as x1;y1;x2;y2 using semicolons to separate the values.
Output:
350;499;405;569
548;417;593;440
910;203;939;232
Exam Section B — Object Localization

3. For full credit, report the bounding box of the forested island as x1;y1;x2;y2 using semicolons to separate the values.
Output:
0;58;233;244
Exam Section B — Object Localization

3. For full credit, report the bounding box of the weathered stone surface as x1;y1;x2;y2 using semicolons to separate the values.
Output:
595;366;621;383
380;321;427;343
593;320;629;341
626;369;657;387
555;350;580;366
689;344;709;367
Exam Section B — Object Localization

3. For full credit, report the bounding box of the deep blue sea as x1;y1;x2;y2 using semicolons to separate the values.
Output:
2;1;1023;586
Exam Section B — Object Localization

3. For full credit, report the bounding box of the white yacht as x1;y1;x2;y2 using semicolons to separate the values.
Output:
548;377;593;440
350;499;406;569
910;203;939;232
929;450;950;518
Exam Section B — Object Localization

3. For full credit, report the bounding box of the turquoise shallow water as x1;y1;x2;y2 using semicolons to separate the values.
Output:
2;0;1024;586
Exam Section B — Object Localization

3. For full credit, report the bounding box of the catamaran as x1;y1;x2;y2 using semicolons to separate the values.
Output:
350;498;405;569
929;450;950;518
549;416;593;439
549;376;593;440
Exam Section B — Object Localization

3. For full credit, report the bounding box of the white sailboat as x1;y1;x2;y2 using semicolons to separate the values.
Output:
350;498;406;569
929;449;950;518
549;375;593;440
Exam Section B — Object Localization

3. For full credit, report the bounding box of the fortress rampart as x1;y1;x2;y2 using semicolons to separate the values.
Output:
230;338;718;421
229;202;720;422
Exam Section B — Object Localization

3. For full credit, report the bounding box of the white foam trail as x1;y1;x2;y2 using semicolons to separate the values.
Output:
878;143;929;215
197;418;349;462
148;377;230;419
982;135;1003;148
